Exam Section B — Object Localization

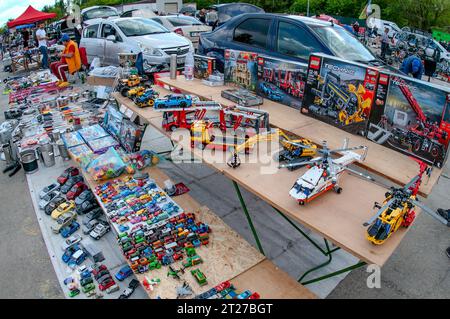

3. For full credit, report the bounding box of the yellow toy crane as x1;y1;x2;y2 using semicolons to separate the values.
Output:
338;83;371;125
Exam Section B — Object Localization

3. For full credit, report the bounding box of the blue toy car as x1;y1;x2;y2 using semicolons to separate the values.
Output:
115;265;133;281
68;249;87;267
119;224;130;233
61;221;80;238
259;82;283;101
62;244;80;263
154;94;192;109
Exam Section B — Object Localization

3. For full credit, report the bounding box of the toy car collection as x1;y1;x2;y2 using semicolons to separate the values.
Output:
90;221;111;240
57;167;80;185
66;182;88;200
51;211;77;234
51;201;75;219
75;190;95;206
39;190;61;210
61;234;82;251
39;183;60;199
61;176;84;194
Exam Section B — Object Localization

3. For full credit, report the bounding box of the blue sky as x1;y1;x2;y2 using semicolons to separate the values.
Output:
0;0;56;26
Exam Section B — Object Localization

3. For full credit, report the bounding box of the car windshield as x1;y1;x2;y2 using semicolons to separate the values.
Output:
116;18;170;36
84;8;118;20
310;24;377;63
167;16;203;26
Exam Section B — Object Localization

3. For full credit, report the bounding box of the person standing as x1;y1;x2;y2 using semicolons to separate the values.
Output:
380;27;390;59
36;23;49;69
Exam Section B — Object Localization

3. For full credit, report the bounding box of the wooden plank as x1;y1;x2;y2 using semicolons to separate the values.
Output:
159;77;441;196
230;260;317;299
113;88;426;266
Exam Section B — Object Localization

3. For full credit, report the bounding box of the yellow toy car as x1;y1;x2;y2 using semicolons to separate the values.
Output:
51;201;75;219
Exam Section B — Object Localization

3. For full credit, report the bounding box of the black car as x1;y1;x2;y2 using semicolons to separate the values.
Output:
61;175;84;194
45;197;66;216
199;13;383;72
82;207;103;226
118;279;140;299
76;199;99;215
75;190;95;206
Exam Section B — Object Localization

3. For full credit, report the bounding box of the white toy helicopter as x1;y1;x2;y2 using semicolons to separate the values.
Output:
282;138;372;205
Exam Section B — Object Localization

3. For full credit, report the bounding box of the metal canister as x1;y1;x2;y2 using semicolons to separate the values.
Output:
170;54;177;79
20;149;38;174
38;143;55;167
57;141;70;161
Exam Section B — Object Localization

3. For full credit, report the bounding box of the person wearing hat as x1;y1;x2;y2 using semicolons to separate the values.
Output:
50;33;81;87
400;49;424;80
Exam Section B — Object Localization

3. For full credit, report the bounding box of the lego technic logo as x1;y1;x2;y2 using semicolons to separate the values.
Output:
324;63;356;76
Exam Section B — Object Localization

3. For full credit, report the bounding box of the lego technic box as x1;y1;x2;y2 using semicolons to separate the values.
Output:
224;49;258;91
302;54;379;135
256;56;308;109
194;55;216;80
367;72;450;167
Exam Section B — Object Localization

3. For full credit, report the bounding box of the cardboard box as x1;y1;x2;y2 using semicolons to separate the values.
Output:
86;76;116;87
194;54;216;80
367;72;450;167
302;54;379;135
256;56;308;109
224;50;258;91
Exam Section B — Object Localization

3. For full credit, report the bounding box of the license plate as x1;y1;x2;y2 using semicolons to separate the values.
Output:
177;57;185;64
190;31;205;37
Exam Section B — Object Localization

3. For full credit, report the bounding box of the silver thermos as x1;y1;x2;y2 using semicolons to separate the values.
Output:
170;54;177;79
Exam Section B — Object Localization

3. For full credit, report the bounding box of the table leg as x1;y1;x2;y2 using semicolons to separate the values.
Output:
272;206;366;285
232;181;265;255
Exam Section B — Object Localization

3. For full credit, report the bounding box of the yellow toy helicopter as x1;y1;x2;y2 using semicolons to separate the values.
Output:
364;159;449;245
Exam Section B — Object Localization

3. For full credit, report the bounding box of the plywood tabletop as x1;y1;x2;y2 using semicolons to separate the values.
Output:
158;77;441;196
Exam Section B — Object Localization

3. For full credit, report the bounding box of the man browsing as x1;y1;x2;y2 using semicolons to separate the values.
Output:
36;23;49;69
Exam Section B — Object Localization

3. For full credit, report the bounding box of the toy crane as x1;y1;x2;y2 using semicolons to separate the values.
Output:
284;138;371;205
364;159;449;245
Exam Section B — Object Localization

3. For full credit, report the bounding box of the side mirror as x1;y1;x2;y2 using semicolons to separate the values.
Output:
106;35;116;42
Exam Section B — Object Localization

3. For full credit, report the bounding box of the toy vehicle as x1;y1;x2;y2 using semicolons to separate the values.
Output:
182;255;203;268
66;182;88;201
118;74;142;97
51;201;75;219
135;89;159;108
75;190;95;206
68;249;87;267
221;88;264;107
61;221;81;238
115;265;133;281
82;207;103;226
62;244;81;263
275;131;317;170
57;167;80;185
39;183;60;199
90;222;111;240
365;160;449;245
154;94;193;109
191;269;207;286
127;86;145;99
118;279;140;299
51;211;77;234
237;290;252;299
61;175;84;194
80;277;93;287
76;198;99;215
98;277;116;291
45;197;66;216
61;234;82;251
288;139;369;205
68;288;80;297
82;219;101;235
39;190;61;210
105;284;120;294
81;282;95;294
92;264;107;277
258;82;283;102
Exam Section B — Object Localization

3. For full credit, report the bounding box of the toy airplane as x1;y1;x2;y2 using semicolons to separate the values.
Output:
364;159;449;245
284;138;371;205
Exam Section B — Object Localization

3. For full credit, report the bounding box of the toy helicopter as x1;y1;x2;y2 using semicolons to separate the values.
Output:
364;159;449;245
283;138;371;205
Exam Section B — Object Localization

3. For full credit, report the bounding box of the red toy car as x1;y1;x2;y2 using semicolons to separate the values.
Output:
57;167;80;185
98;277;116;291
66;182;88;200
92;264;107;277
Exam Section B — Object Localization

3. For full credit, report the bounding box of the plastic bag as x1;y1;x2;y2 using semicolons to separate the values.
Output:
86;148;126;181
90;57;101;71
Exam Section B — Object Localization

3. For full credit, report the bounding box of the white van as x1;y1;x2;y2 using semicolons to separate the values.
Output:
368;18;401;38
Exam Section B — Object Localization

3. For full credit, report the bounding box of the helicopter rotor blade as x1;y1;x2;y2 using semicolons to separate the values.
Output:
402;175;420;192
330;145;367;154
279;158;323;169
409;199;450;226
363;198;395;227
340;165;375;182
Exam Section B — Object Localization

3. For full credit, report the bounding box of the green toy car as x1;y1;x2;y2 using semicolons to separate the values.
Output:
82;283;96;294
68;289;80;297
191;269;207;286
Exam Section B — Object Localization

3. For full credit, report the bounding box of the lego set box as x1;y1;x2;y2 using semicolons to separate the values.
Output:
224;49;258;91
256;56;308;109
194;54;216;80
302;53;379;135
367;72;450;167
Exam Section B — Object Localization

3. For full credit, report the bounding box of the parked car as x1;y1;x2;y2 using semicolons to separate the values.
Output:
45;197;65;216
61;221;80;238
51;211;77;234
66;182;88;200
118;279;140;299
90;221;111;240
199;14;382;72
81;6;119;23
61;175;84;194
120;8;156;18
80;17;193;71
115;265;133;281
150;15;211;49
83;208;103;226
82;219;100;235
39;190;60;210
207;3;264;27
51;201;75;219
57;167;80;185
75;190;95;206
39;183;59;199
61;234;82;251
